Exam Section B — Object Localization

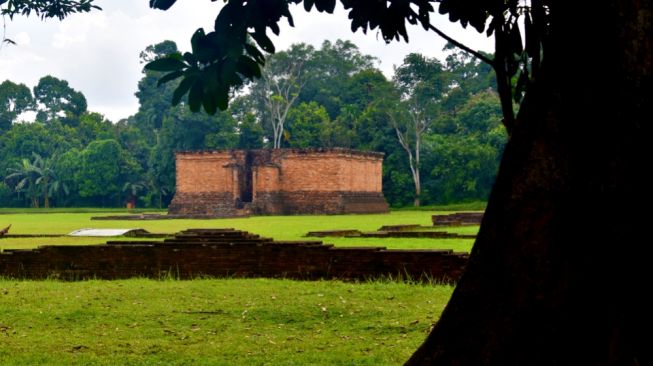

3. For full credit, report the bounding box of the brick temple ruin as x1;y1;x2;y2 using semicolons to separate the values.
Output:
168;148;389;216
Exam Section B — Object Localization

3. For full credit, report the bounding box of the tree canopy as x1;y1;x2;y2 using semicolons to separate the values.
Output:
0;39;503;209
0;0;99;20
0;80;33;131
147;0;545;136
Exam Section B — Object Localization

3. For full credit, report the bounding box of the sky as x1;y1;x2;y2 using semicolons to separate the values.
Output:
0;0;493;122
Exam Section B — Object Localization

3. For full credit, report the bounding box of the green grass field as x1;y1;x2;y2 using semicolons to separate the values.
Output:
0;210;478;365
0;278;453;365
0;210;478;252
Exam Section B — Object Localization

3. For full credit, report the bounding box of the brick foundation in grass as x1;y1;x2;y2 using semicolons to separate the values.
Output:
0;229;468;283
432;212;484;226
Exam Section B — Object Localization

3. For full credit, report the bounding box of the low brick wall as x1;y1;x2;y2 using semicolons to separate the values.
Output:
264;191;389;215
432;212;484;226
0;229;467;282
168;192;243;216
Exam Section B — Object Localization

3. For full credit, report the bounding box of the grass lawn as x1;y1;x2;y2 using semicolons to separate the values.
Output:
0;209;474;364
0;278;453;365
0;211;478;252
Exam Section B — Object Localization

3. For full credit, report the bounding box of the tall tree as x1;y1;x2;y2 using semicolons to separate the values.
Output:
390;53;447;206
284;101;331;148
29;153;63;208
342;69;396;150
230;97;266;149
77;139;140;206
134;40;240;205
0;121;79;165
2;152;68;208
150;0;650;363
52;148;81;206
0;80;33;131
135;40;180;139
299;39;376;118
251;43;314;148
33;75;87;124
441;44;496;117
4;156;40;207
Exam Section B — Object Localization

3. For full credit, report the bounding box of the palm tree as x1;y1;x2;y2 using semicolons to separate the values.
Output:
45;178;69;208
4;153;67;208
4;158;40;208
31;153;64;208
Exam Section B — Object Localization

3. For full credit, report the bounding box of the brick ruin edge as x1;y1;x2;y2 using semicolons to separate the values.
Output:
168;148;390;216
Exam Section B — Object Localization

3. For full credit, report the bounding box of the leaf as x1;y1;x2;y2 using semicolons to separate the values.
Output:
188;80;204;112
315;0;336;13
202;94;218;115
269;22;280;36
216;87;229;111
183;52;198;66
145;58;186;72
190;28;206;56
149;0;177;10
157;70;183;86
220;58;238;84
236;55;262;78
285;9;295;27
303;0;315;11
350;16;362;32
172;76;196;106
244;44;265;64
470;16;486;33
250;30;275;53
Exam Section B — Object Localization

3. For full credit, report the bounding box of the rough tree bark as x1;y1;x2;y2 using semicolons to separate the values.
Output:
407;1;651;364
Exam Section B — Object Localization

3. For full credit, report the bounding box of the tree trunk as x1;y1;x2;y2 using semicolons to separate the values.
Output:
407;1;651;364
411;166;420;207
414;130;421;207
43;178;50;208
413;165;421;207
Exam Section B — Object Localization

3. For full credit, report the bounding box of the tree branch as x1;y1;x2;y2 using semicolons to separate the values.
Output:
494;26;516;133
412;12;494;66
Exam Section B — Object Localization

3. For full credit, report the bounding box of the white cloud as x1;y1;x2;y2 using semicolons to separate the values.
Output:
13;32;31;45
0;0;493;122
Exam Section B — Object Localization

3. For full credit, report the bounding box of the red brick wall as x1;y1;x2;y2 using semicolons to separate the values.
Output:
170;149;388;215
175;151;245;195
253;166;280;194
273;150;382;193
0;242;467;282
